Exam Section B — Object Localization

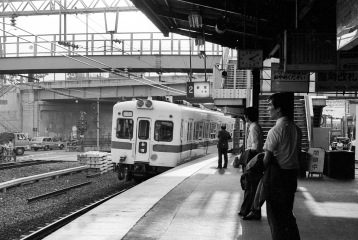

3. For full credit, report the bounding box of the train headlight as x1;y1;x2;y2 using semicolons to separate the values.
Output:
145;100;153;108
119;153;126;162
137;99;144;108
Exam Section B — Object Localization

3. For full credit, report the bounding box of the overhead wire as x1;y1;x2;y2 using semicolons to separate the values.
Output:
67;7;192;79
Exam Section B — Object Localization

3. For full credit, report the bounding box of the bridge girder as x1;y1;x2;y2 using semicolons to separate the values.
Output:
0;0;138;17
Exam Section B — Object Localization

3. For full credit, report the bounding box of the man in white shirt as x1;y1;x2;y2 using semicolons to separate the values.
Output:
263;93;301;240
239;107;264;220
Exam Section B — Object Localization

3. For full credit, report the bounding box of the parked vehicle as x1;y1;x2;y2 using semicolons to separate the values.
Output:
331;137;350;150
30;137;65;151
0;132;30;155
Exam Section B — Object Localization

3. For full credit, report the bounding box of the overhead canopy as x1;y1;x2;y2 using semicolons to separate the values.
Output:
131;0;338;59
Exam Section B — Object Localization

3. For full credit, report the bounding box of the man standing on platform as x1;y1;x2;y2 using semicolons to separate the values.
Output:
217;125;231;169
263;92;302;240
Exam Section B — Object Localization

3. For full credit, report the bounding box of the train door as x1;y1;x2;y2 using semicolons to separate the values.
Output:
135;118;151;162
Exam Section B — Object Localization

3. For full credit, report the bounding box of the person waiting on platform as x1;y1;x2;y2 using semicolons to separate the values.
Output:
217;125;231;169
238;107;264;220
263;92;302;239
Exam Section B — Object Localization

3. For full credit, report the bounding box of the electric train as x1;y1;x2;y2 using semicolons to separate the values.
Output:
111;98;235;182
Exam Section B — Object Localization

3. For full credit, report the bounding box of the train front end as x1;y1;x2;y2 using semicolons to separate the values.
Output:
111;99;181;182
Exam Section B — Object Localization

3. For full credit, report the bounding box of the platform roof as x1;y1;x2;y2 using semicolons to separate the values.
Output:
131;0;338;58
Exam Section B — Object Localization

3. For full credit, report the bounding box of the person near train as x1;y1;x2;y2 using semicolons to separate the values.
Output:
217;125;231;169
238;107;264;220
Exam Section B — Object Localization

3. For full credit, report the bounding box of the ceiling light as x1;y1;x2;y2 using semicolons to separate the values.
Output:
188;12;202;28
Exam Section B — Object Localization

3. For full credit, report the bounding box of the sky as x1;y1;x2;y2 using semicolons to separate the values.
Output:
10;11;160;35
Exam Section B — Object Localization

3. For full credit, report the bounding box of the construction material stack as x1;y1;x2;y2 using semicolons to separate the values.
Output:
77;151;113;174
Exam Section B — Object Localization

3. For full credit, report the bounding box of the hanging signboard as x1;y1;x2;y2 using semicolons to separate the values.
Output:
307;147;325;178
187;81;210;98
315;72;358;91
271;63;309;92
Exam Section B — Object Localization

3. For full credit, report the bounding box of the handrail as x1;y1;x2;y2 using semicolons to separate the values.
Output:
304;95;313;148
0;32;225;57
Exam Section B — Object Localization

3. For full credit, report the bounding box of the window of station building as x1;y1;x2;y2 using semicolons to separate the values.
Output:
138;120;150;140
154;121;173;142
116;118;133;139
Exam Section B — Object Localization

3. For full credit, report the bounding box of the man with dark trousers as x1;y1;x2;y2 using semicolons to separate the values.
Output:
217;125;231;169
264;92;301;240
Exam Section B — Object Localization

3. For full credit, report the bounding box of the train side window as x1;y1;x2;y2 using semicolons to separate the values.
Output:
154;121;173;142
187;121;193;141
138;120;150;140
210;122;216;139
116;118;133;139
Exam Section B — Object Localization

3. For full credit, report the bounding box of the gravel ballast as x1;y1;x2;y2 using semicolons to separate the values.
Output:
0;162;132;240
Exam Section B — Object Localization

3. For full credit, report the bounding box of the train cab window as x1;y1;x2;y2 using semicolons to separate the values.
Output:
138;120;150;140
154;121;173;142
116;118;133;139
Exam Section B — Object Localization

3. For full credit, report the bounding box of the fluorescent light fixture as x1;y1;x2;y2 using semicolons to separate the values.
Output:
188;12;202;28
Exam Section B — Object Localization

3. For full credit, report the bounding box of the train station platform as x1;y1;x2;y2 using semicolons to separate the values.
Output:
44;153;358;240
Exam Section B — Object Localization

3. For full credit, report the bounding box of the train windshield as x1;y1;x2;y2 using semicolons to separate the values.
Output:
116;118;133;139
154;121;173;142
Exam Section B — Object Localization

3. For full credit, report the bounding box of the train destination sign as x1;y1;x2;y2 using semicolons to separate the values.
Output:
271;63;309;92
316;71;358;91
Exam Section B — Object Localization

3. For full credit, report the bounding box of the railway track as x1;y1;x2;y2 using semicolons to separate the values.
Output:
19;185;135;240
0;160;65;170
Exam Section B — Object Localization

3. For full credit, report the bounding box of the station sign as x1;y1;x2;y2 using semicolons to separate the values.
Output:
186;81;210;98
316;71;358;91
271;63;309;92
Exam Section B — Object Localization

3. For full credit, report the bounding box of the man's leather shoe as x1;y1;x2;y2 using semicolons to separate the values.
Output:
242;212;261;221
216;167;222;169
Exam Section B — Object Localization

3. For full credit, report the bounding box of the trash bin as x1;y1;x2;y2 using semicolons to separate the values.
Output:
324;150;355;179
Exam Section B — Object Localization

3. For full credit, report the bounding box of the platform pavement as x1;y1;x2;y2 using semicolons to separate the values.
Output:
44;153;358;240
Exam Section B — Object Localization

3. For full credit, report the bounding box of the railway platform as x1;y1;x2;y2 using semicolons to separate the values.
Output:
44;153;358;240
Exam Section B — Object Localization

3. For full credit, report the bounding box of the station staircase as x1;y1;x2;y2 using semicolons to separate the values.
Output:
223;59;251;89
258;96;309;151
0;85;15;98
0;114;20;133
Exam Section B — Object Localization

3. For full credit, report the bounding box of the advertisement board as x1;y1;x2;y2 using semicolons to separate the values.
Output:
315;72;358;91
271;63;309;92
337;0;358;50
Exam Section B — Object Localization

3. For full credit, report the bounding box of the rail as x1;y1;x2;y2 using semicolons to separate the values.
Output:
0;32;231;57
0;166;89;193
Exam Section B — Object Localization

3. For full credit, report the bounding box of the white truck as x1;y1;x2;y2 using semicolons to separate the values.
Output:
0;132;30;155
13;133;31;155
